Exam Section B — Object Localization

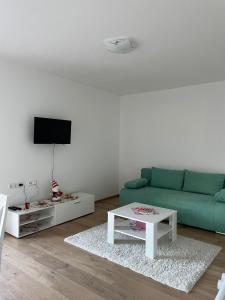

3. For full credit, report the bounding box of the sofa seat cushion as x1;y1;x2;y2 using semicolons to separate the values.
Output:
178;193;215;230
119;186;215;230
120;187;183;222
215;201;225;232
183;170;225;195
151;167;184;190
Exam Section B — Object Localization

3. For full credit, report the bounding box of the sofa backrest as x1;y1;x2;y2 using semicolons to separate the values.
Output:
141;167;184;190
141;168;152;185
183;170;225;195
151;167;184;191
141;167;225;195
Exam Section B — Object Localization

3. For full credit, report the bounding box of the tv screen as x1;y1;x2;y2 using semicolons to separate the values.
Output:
34;117;71;144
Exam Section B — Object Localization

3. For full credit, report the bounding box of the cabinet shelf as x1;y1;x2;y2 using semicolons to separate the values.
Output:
20;215;54;226
19;223;53;238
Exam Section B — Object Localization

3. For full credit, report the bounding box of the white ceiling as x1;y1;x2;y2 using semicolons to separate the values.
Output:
0;0;225;95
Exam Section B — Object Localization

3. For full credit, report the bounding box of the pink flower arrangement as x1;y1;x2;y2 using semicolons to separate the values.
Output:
132;207;158;215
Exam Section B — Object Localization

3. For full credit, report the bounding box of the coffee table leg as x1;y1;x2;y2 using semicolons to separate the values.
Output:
146;223;157;259
169;212;177;242
107;212;115;244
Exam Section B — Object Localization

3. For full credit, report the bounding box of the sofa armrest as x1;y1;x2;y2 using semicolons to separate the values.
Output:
124;178;148;189
215;189;225;203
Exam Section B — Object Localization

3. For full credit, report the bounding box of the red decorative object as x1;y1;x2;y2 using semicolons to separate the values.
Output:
24;201;30;209
51;179;63;202
130;221;146;231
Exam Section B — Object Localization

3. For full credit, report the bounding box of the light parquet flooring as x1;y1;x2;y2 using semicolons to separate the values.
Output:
0;197;225;300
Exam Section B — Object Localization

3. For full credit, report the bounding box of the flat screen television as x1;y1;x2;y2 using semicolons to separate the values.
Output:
34;117;71;144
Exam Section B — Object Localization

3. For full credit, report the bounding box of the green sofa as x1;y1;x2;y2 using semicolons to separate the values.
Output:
120;167;225;233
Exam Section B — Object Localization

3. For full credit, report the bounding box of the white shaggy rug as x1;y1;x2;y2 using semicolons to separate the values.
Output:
64;223;221;293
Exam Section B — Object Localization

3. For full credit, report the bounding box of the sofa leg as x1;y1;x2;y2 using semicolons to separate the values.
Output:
216;231;225;235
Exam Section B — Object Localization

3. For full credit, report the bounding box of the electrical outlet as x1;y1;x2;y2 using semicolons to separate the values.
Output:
8;182;24;189
27;180;37;186
8;183;16;189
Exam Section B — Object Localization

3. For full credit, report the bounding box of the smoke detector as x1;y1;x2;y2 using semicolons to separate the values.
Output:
104;36;134;54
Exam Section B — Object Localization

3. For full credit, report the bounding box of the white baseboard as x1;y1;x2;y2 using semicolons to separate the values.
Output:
95;194;119;202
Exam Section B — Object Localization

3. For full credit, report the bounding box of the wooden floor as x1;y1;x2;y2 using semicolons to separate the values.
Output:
0;197;225;300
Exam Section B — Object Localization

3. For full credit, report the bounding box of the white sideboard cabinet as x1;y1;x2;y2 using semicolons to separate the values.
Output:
6;192;95;238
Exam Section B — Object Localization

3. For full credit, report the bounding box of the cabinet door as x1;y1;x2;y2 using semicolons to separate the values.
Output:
80;196;95;216
55;200;81;225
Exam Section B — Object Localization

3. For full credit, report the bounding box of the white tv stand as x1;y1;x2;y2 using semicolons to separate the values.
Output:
6;192;95;238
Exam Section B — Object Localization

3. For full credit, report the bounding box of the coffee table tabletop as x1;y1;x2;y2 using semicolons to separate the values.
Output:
109;202;177;223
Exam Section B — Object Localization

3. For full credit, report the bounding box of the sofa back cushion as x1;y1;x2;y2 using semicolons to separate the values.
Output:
183;170;225;195
141;168;152;185
151;167;184;190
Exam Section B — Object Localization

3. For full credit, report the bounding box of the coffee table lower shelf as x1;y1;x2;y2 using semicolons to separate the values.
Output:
115;219;172;241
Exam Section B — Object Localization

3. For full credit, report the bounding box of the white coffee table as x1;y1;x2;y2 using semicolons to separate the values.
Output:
107;202;177;259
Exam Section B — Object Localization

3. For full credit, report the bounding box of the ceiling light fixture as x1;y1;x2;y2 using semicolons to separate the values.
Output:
104;36;134;54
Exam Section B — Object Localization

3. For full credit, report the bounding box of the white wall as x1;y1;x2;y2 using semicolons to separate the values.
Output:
120;81;225;186
3;60;225;204
0;61;120;205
